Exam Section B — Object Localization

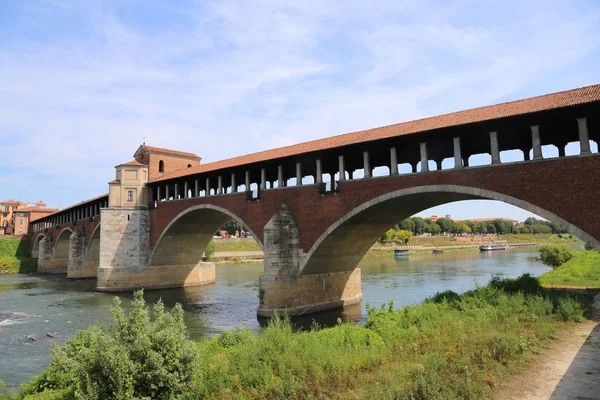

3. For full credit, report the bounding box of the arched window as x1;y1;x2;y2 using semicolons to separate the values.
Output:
159;160;164;173
188;164;192;168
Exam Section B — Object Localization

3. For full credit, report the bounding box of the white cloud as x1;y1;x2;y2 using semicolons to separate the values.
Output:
1;0;599;211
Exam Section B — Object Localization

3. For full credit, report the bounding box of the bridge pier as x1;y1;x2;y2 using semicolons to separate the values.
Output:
96;208;215;291
257;204;362;317
67;225;98;278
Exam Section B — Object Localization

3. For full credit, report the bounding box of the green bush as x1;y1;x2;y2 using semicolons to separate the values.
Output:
556;297;585;322
20;291;199;400
204;240;216;259
539;245;575;268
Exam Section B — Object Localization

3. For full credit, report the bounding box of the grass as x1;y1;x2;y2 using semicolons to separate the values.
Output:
539;250;600;288
10;275;593;400
213;238;262;252
0;237;36;274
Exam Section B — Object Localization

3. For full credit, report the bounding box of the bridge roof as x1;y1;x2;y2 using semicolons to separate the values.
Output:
152;83;600;183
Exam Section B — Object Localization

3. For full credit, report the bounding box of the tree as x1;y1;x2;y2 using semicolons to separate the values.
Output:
518;225;531;234
204;240;216;259
398;219;415;234
486;222;496;234
395;229;413;245
531;224;552;234
436;218;454;233
539;245;575;268
412;217;426;235
380;229;396;241
463;224;472;234
429;223;442;235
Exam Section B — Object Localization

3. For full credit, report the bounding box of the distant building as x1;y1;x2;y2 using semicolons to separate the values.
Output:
17;202;59;235
430;215;438;222
0;200;57;236
0;199;22;235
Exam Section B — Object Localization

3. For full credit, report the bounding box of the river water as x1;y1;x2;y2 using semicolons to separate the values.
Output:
0;248;550;390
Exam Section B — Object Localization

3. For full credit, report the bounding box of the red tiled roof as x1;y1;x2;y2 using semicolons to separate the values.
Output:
0;200;21;204
117;160;147;167
40;193;109;220
18;206;59;215
139;145;200;160
151;83;600;183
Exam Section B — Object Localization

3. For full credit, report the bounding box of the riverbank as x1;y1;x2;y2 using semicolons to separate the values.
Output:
208;234;579;262
9;275;594;400
539;249;600;289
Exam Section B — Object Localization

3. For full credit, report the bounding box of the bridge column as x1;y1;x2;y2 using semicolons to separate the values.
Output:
257;205;362;317
363;151;371;178
316;159;323;183
578;117;592;155
67;225;96;278
420;142;429;172
218;176;223;194
194;180;199;197
489;131;500;164
37;232;54;273
278;166;284;188
205;178;210;196
390;147;398;175
531;125;543;160
338;155;346;181
245;171;251;190
296;162;302;185
261;168;267;189
453;137;463;168
231;173;237;193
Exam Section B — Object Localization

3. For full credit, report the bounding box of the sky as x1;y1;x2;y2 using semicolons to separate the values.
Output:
1;0;599;221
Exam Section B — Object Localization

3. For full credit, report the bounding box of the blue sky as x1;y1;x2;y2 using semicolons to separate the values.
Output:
1;0;599;221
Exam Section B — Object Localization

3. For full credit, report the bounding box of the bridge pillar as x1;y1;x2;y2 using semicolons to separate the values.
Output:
67;225;97;278
577;117;592;155
257;205;362;317
420;142;429;172
489;131;500;164
363;151;371;178
453;137;462;168
37;232;54;272
531;125;543;160
390;147;398;175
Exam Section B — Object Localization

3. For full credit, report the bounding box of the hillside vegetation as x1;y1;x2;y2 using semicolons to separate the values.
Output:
0;237;36;274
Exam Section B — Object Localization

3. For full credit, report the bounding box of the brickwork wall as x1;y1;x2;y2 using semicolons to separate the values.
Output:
151;155;600;257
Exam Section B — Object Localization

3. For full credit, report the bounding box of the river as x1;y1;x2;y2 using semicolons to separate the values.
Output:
0;248;550;390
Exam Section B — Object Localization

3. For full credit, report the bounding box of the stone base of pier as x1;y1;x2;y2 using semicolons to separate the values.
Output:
96;262;216;292
257;268;362;317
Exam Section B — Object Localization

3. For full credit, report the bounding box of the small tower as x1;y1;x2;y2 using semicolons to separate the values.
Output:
99;160;151;285
108;160;149;208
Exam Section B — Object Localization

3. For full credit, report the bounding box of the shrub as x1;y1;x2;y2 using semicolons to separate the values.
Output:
556;297;585;322
539;245;575;268
20;291;199;400
204;240;216;259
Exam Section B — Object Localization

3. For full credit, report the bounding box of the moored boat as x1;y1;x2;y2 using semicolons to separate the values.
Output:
394;249;410;259
479;244;508;251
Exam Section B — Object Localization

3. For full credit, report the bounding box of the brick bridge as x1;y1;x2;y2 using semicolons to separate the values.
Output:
30;84;600;316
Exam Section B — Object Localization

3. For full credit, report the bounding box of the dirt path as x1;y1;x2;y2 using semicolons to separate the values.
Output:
495;295;600;400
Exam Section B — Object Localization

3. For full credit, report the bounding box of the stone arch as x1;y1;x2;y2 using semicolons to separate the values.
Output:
32;234;45;259
85;223;101;265
149;204;263;268
299;184;600;275
53;227;73;268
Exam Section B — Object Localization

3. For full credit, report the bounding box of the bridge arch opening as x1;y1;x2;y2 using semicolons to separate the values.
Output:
32;234;45;259
299;185;598;276
53;228;73;268
150;204;263;270
85;224;101;267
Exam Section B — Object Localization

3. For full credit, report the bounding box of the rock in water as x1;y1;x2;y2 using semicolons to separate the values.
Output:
46;333;55;338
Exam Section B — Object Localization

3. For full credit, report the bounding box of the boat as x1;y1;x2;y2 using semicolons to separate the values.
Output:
479;244;508;251
394;249;410;259
432;249;444;254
